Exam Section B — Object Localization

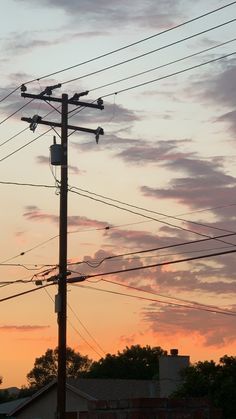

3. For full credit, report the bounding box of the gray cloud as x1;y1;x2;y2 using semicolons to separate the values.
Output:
193;60;236;109
141;156;236;219
217;110;236;135
15;0;183;30
2;29;109;57
143;304;236;346
115;139;193;164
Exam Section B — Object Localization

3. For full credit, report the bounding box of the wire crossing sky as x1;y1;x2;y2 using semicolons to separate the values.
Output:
0;0;236;388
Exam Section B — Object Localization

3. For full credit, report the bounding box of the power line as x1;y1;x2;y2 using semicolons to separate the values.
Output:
70;186;235;235
69;189;236;246
3;52;234;164
67;302;106;356
43;287;104;358
0;127;29;148
16;2;236;85
0;99;34;126
0;86;21;104
72;283;236;317
61;19;236;87
68;247;236;281
90;37;236;93
68;232;236;268
1;1;235;102
101;51;236;98
0;283;54;303
100;277;236;314
0;128;52;163
1;178;235;236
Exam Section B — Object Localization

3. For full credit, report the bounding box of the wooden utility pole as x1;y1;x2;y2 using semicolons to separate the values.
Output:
21;86;104;419
57;93;68;419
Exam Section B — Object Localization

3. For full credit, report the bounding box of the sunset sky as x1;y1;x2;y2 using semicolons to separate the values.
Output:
0;0;236;389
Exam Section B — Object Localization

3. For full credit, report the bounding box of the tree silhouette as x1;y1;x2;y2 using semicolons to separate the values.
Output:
27;347;92;389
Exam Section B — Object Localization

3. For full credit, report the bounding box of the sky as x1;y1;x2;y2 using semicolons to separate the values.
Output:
0;0;236;388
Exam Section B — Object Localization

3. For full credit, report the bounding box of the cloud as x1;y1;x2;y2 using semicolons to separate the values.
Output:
23;205;108;228
141;156;236;218
188;59;236;134
0;325;50;332
36;155;84;175
193;60;236;109
115;139;193;164
216;110;236;135
15;0;183;30
143;303;236;347
2;29;110;58
69;227;236;297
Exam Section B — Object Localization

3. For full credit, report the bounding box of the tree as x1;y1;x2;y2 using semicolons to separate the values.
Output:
172;355;236;419
27;347;92;390
86;344;166;379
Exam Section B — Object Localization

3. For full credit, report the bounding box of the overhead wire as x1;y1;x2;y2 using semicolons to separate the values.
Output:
0;1;235;112
0;99;35;126
69;189;236;246
67;302;106;355
101;52;236;98
68;247;236;281
61;19;236;87
100;277;234;312
90;37;236;93
2;0;234;91
72;283;236;317
1;51;235;162
43;287;105;358
68;232;236;268
69;186;236;235
0;283;54;303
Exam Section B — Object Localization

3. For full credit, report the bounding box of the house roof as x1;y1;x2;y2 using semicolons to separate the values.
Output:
0;398;29;415
68;378;159;399
7;380;96;417
7;378;159;416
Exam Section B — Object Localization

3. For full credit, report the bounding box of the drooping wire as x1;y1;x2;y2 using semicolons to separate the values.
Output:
43;286;105;357
68;232;236;268
69;186;236;235
68;247;236;282
69;189;236;246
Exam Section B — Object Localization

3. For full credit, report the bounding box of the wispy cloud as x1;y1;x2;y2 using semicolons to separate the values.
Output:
23;205;108;229
15;0;183;30
0;325;50;332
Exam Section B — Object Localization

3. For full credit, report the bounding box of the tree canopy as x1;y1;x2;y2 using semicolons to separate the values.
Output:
86;344;166;379
27;347;92;389
172;355;236;419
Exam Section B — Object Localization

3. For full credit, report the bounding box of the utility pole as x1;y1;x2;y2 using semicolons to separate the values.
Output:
20;85;104;419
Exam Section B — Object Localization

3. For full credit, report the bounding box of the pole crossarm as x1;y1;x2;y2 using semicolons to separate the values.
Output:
21;117;104;136
21;92;104;110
